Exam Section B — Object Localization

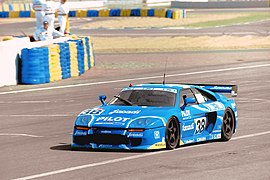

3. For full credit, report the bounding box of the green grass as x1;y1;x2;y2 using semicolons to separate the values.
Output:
186;12;270;28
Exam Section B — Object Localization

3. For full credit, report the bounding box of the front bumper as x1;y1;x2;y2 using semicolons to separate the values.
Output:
72;127;166;150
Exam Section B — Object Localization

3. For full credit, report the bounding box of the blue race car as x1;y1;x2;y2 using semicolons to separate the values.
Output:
72;83;238;150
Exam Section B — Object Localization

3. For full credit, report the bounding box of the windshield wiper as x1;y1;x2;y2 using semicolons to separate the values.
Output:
114;95;133;106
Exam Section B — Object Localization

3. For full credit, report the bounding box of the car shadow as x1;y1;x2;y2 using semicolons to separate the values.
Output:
50;143;158;153
50;139;223;153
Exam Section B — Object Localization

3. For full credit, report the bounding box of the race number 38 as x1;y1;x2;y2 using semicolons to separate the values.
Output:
194;117;207;134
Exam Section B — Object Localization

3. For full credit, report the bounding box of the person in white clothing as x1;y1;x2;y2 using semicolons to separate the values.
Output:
34;21;64;41
57;0;69;34
32;0;46;30
42;0;57;30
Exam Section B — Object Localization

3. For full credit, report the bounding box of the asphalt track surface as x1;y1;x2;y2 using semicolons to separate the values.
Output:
1;51;270;179
1;9;270;180
1;15;270;37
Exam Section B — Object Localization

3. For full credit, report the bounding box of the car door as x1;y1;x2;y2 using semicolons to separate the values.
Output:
179;88;210;138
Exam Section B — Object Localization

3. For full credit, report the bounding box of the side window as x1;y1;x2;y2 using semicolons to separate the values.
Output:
191;88;206;104
195;88;217;102
180;88;197;107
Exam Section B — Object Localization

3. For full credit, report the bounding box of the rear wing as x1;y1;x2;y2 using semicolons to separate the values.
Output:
148;82;238;97
185;83;238;97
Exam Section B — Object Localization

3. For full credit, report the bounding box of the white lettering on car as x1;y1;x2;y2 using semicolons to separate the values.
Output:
181;110;191;117
109;109;141;115
182;123;195;131
96;116;131;122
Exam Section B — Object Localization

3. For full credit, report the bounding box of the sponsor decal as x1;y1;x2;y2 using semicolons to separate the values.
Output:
231;102;236;109
182;123;194;131
80;108;104;116
185;139;195;144
96;116;131;122
154;131;160;139
74;130;87;136
197;137;206;142
127;132;143;138
212;130;221;133
194;117;207;134
210;134;221;139
205;102;225;111
122;87;177;93
155;143;165;147
207;86;232;91
109;109;141;115
100;130;112;134
98;144;113;148
181;110;191;117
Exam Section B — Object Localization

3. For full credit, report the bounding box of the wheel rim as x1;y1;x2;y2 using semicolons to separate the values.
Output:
223;111;233;137
167;119;178;147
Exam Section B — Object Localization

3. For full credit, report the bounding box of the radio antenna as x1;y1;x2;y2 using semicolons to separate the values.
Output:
163;58;168;85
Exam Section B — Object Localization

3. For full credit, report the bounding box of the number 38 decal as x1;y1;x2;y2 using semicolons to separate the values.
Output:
194;117;207;134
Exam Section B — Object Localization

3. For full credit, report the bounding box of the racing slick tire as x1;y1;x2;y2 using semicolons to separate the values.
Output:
221;108;235;141
165;117;180;150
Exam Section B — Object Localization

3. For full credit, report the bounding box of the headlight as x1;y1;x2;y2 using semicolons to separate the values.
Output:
75;116;91;126
128;117;165;129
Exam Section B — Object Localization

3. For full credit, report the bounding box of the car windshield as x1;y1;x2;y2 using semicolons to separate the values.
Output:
109;89;177;107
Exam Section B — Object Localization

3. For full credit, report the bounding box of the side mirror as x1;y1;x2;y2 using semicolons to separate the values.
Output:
181;97;196;110
184;97;196;105
98;95;107;106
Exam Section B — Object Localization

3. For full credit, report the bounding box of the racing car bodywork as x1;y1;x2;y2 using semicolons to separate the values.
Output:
72;83;238;150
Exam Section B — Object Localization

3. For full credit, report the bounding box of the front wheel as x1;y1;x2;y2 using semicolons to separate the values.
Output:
165;117;180;150
221;108;235;141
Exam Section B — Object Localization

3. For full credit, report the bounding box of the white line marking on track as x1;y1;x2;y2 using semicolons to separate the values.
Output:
0;133;43;138
13;130;270;180
0;114;74;117
1;63;270;96
0;101;50;104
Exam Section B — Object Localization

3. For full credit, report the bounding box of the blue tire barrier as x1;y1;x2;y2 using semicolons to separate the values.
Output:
20;37;95;84
21;48;47;84
84;37;91;68
0;12;9;18
1;8;185;20
19;11;31;17
131;9;140;16
87;10;98;17
166;9;173;19
110;9;121;17
68;11;76;17
148;9;155;17
57;42;71;79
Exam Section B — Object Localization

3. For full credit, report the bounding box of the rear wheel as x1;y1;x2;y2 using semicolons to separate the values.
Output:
221;108;235;141
165;117;180;149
